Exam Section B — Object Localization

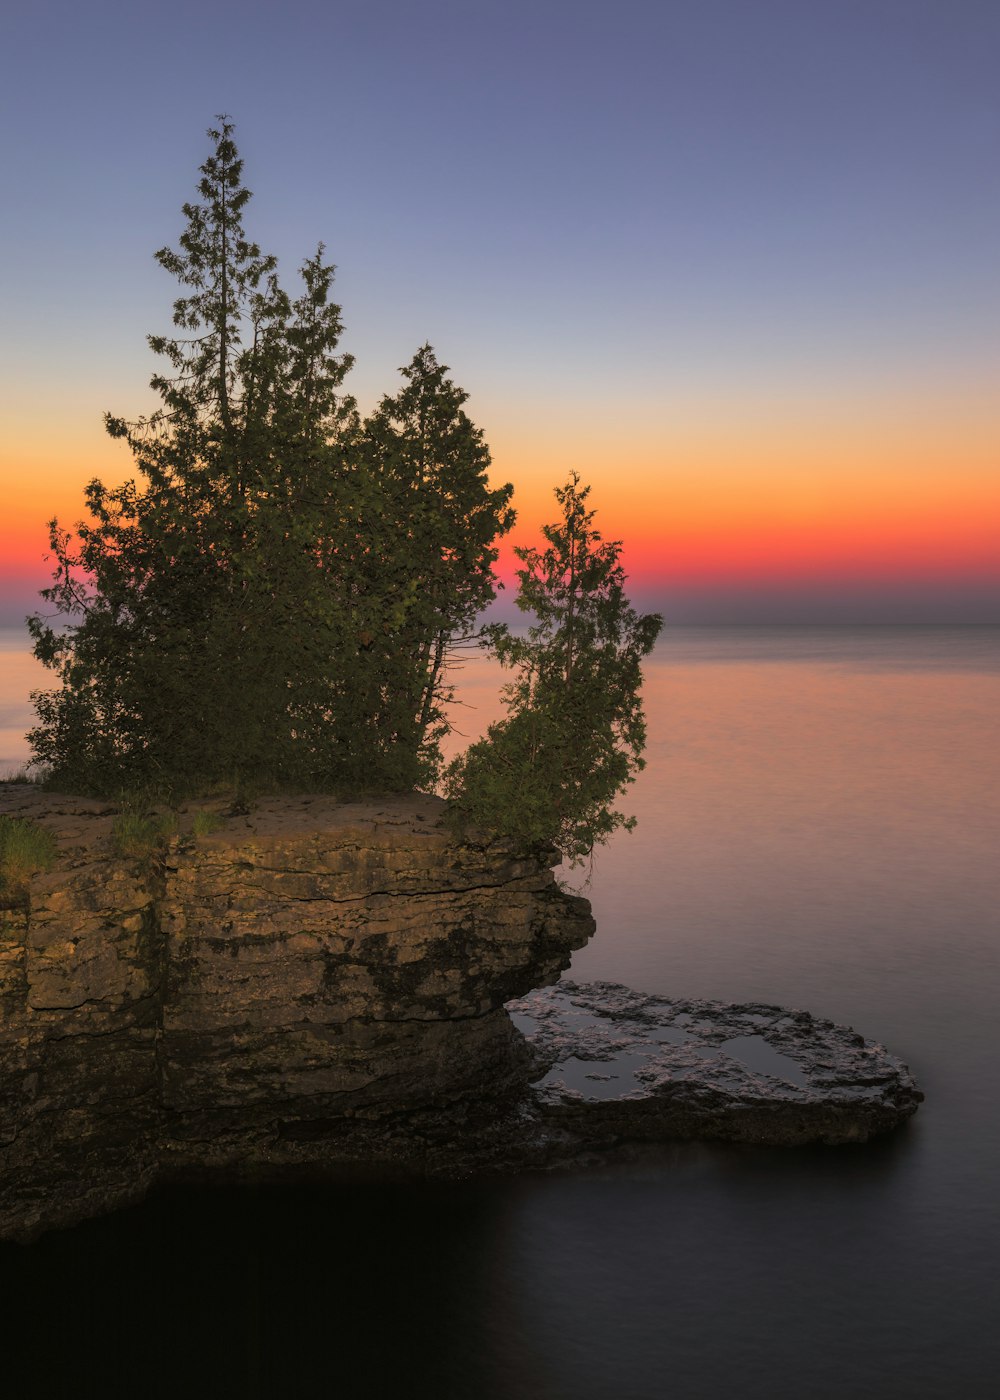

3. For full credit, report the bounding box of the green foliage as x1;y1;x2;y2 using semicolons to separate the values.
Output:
28;119;513;800
0;817;58;900
191;809;223;837
26;123;659;855
111;809;178;859
355;345;514;787
445;474;662;864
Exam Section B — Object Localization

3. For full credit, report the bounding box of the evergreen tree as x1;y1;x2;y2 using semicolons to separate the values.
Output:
27;120;512;797
358;346;514;785
29;119;353;792
445;474;663;864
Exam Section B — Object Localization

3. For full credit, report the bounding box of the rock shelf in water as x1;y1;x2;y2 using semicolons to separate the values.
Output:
1;785;922;1240
510;980;923;1148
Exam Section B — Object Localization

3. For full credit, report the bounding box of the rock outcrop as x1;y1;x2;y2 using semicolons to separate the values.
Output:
0;786;594;1240
1;786;923;1243
509;980;923;1150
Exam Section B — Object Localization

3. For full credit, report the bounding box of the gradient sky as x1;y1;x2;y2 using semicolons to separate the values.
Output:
1;0;997;624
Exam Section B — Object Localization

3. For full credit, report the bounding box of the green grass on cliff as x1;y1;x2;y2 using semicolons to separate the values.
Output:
0;816;58;900
112;810;178;858
191;808;223;837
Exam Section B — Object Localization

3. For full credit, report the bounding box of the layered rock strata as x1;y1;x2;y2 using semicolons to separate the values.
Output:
0;786;594;1240
1;786;924;1243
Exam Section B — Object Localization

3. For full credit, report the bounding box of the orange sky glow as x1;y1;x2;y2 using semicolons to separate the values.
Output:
4;422;996;621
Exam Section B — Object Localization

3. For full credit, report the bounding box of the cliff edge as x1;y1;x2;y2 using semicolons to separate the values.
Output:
0;786;595;1240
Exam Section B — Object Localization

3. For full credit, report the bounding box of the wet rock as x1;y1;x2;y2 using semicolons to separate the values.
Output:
508;980;923;1149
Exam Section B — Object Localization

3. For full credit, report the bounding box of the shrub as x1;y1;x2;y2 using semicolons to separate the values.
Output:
445;475;662;865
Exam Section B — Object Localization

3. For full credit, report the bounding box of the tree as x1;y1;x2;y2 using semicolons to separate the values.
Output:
27;119;513;798
444;474;663;864
358;346;514;785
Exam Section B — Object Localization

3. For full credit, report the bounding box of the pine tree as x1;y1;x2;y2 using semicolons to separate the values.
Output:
445;474;663;864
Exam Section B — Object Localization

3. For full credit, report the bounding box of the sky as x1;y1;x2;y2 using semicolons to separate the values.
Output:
1;0;997;624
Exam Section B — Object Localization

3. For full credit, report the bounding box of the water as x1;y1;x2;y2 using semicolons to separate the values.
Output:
3;625;1000;1398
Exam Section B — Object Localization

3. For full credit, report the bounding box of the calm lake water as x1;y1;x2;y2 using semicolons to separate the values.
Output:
3;626;1000;1398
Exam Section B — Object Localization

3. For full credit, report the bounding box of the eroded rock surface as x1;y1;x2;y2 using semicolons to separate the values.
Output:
0;786;593;1239
509;980;923;1148
1;785;923;1242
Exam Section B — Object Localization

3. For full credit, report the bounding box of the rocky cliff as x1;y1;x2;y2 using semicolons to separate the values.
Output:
0;786;595;1240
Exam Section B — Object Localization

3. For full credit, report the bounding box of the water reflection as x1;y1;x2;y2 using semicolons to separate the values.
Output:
2;626;1000;1397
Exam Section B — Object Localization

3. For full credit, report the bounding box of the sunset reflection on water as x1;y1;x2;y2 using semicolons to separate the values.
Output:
3;626;1000;1397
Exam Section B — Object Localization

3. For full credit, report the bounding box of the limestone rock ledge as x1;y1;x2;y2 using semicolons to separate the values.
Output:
510;980;923;1148
0;786;594;1241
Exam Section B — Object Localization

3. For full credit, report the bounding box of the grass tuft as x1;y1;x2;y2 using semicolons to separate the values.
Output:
0;817;58;900
112;810;178;859
191;809;223;838
1;766;39;785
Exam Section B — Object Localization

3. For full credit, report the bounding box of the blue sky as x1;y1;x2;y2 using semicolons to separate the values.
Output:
2;0;998;622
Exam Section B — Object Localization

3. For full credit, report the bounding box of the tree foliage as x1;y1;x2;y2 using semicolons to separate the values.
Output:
356;346;515;785
28;119;513;798
27;122;661;855
444;474;663;864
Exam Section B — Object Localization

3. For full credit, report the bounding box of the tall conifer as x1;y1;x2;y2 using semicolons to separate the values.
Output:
28;121;512;797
